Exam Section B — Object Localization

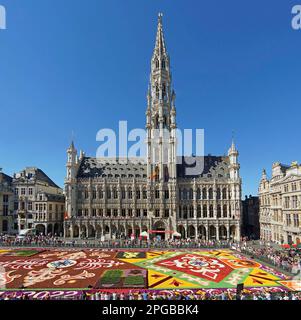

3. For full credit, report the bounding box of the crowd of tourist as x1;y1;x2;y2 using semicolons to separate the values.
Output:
233;242;301;274
1;290;301;301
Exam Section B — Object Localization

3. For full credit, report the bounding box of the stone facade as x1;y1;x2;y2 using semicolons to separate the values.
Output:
13;167;64;235
0;171;15;234
64;15;242;241
242;195;260;239
259;162;301;244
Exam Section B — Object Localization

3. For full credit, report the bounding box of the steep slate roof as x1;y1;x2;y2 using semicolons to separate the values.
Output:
0;172;13;184
77;156;230;179
13;167;60;189
177;156;230;179
77;158;147;179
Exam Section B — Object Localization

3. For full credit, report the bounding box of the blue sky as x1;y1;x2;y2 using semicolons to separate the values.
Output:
0;0;300;196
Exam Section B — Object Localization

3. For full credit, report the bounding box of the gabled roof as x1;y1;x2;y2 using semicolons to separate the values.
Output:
13;167;61;189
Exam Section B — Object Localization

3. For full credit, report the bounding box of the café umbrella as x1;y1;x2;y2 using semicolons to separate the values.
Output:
140;231;149;238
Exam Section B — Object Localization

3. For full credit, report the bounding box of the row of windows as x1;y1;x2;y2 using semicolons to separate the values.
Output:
78;208;149;218
14;187;33;196
16;202;64;212
284;182;301;193
179;205;231;219
79;189;171;200
179;187;230;200
286;213;300;227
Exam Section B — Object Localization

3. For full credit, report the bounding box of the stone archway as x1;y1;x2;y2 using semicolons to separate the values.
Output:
209;225;216;240
118;225;125;239
65;225;71;238
177;225;186;238
198;225;206;240
53;223;60;236
47;224;53;235
153;220;166;240
73;225;79;238
134;225;140;238
95;225;102;238
88;225;95;238
219;225;227;240
187;225;196;239
127;225;133;238
111;225;118;239
36;224;46;236
230;225;236;240
81;225;87;238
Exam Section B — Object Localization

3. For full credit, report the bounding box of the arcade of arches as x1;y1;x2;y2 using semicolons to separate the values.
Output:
64;220;237;240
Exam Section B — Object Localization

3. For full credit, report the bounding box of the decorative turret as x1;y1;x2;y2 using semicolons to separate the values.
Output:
228;139;240;180
261;169;267;181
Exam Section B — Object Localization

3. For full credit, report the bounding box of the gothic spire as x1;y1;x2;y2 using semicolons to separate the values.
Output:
153;13;167;57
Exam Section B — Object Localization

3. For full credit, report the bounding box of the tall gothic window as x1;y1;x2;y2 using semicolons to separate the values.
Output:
189;206;194;218
223;205;227;218
222;188;227;199
209;205;214;218
162;59;166;69
217;205;221;218
203;205;207;218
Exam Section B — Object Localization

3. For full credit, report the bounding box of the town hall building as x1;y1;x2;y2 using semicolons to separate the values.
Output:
64;14;242;241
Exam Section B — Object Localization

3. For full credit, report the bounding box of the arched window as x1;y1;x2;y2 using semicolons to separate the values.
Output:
183;189;187;200
216;188;221;200
155;59;159;69
162;59;166;69
209;188;213;200
202;188;207;200
197;188;201;199
189;188;193;200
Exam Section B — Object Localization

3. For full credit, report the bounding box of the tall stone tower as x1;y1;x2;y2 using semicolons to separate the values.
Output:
65;141;78;223
228;139;242;240
146;13;177;237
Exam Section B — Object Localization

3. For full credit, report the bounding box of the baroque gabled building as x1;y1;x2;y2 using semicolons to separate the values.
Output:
0;170;15;234
13;167;64;235
259;162;301;244
64;14;242;241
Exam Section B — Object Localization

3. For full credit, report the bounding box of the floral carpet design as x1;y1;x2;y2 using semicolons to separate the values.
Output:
0;248;294;291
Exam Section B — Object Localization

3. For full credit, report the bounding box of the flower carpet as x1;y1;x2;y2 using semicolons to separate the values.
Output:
0;248;297;292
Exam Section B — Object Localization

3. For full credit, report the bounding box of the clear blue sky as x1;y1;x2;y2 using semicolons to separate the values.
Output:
0;0;300;196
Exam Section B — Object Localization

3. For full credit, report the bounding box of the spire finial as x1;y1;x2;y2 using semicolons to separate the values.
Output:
154;12;166;56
